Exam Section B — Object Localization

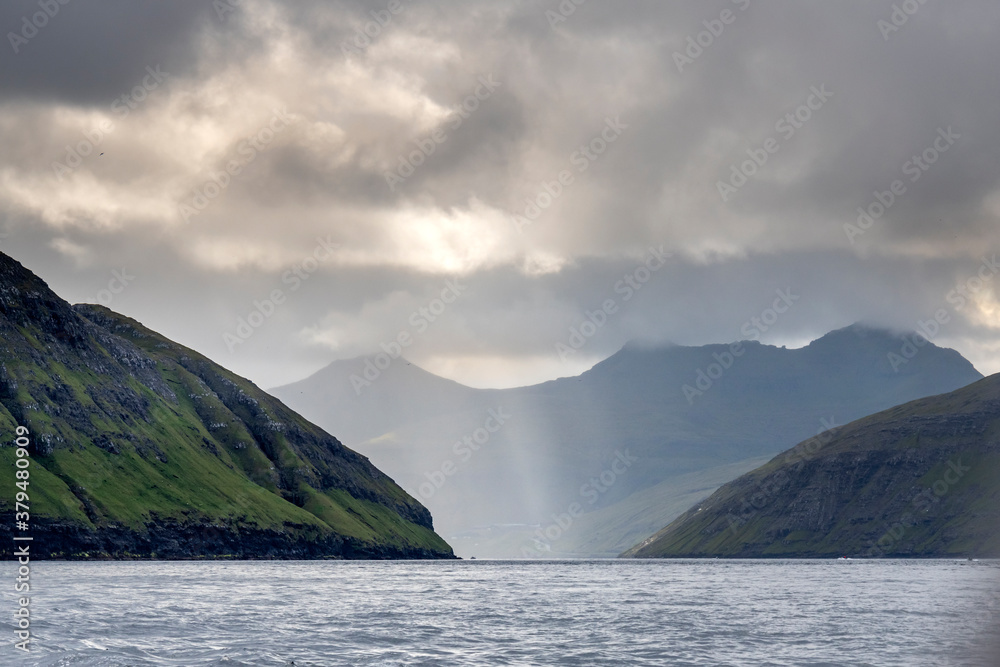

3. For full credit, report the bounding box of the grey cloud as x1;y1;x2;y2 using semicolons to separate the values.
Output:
0;0;216;105
2;0;999;390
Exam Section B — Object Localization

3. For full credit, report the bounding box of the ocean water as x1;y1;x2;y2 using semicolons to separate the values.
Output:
1;559;998;666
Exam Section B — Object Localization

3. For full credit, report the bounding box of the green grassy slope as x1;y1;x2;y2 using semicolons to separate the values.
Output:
0;252;452;558
624;375;1000;558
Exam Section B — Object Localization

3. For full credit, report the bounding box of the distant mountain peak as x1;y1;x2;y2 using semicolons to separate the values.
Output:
811;321;900;340
620;339;679;352
281;354;476;394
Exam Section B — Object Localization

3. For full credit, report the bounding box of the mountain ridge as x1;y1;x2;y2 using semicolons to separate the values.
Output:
274;324;983;558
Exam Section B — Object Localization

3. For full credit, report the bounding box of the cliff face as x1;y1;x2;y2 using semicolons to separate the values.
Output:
0;252;453;559
623;375;1000;558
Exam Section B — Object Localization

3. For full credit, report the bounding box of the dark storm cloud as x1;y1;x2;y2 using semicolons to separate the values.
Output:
0;0;217;105
531;0;1000;253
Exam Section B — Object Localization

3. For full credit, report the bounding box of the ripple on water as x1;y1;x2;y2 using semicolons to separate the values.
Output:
0;560;997;666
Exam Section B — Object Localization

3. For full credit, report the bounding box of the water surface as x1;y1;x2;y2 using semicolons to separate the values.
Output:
2;559;997;666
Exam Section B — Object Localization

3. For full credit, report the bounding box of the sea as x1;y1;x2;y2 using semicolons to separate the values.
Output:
1;559;998;666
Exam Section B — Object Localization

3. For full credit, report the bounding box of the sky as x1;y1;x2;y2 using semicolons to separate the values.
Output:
1;0;999;390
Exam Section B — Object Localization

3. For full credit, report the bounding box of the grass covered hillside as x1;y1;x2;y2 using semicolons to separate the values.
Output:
624;375;1000;559
0;251;453;559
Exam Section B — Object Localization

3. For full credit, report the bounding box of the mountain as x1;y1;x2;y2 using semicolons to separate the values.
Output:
273;325;983;558
272;355;491;445
0;252;453;559
623;374;1000;558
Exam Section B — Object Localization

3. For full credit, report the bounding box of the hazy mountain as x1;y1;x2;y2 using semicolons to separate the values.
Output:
273;325;982;558
624;374;1000;558
0;252;453;559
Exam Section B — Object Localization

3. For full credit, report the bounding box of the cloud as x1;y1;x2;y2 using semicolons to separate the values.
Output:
0;0;212;104
1;0;999;388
